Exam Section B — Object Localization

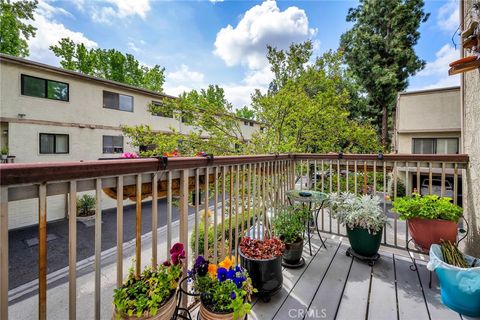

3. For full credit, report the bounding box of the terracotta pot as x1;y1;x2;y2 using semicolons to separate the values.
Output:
112;291;176;320
408;218;458;251
198;303;236;320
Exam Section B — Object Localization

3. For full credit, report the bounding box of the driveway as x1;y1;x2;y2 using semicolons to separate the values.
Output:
8;198;199;290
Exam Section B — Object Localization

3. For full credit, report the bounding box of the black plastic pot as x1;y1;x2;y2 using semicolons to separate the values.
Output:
239;251;283;301
282;238;304;264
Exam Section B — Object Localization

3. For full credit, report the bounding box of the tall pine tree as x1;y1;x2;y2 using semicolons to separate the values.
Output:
340;0;429;148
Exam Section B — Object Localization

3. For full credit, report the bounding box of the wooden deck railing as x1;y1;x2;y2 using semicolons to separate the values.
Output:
0;153;469;320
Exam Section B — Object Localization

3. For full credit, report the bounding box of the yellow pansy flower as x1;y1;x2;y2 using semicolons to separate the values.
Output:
219;256;234;270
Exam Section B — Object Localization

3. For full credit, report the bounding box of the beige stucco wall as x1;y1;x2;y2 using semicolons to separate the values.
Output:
0;60;260;163
396;87;460;133
462;0;480;257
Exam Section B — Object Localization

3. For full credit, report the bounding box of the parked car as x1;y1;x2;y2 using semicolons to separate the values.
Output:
420;178;453;198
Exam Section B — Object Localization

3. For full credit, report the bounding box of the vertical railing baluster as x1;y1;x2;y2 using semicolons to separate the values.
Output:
321;160;325;192
314;160;317;191
373;160;377;194
337;159;340;234
179;169;189;310
405;162;410;196
68;181;77;320
454;163;459;205
247;163;252;230
116;176;123;288
257;163;261;239
363;161;368;194
195;169;200;258
354;161;358;195
135;175;142;274
300;160;303;190
252;163;257;238
441;162;446;197
221;166;226;259
0;187;8;320
383;163;388;246
167;171;173;256
416;161;421;194
428;162;433;195
241;164;245;235
345;161;349;192
329;160;333;232
39;183;47;320
95;179;102;320
307;160;311;190
228;166;234;256
204;167;209;258
214;166;219;264
151;173;158;269
234;165;240;261
262;162;267;237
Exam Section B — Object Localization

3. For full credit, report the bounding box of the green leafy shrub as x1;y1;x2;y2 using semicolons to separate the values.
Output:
392;194;462;222
76;194;96;217
191;209;257;260
272;206;308;244
327;192;388;234
113;243;185;318
0;146;8;155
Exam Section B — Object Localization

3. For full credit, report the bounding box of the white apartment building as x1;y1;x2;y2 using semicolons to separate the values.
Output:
0;54;261;229
394;86;462;199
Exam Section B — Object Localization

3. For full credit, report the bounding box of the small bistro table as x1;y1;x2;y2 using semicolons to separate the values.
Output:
286;190;328;255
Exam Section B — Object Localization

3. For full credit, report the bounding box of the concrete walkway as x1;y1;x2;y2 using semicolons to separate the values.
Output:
9;211;196;320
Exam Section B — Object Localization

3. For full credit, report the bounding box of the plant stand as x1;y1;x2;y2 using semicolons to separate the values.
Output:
173;277;196;320
406;216;469;289
345;247;380;266
282;257;305;269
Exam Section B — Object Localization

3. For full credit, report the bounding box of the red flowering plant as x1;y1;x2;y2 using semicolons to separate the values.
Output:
239;237;285;259
113;243;185;318
120;152;139;158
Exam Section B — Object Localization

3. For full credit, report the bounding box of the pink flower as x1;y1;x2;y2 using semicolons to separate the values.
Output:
121;152;139;158
163;260;171;267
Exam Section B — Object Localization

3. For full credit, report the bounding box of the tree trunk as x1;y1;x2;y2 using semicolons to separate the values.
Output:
381;105;388;148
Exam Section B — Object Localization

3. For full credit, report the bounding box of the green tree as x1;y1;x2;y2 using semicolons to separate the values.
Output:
235;106;256;120
50;38;165;92
123;85;248;156
0;0;38;57
250;43;380;154
340;0;429;147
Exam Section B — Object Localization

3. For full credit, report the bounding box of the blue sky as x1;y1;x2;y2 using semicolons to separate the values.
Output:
28;0;461;107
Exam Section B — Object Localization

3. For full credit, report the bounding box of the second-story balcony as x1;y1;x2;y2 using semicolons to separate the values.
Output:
0;153;476;320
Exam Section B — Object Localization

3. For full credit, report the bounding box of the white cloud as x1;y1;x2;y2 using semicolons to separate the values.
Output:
437;0;459;32
127;42;140;52
37;0;72;19
91;0;151;23
209;0;224;3
167;64;205;84
243;67;274;87
213;0;316;70
417;44;459;77
28;12;97;66
411;44;460;90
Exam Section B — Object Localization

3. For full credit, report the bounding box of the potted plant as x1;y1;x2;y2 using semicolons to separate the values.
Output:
76;194;96;221
112;243;185;319
328;192;388;258
0;146;8;161
239;237;284;301
392;194;463;251
189;255;255;320
272;206;307;267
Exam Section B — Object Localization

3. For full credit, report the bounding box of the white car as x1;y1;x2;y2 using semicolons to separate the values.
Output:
420;179;454;198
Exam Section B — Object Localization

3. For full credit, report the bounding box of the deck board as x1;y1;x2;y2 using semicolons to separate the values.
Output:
335;253;372;320
250;237;323;320
417;261;462;320
395;255;430;320
306;244;353;319
272;241;341;320
367;251;398;320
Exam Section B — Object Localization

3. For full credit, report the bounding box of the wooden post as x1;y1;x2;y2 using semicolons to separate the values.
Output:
38;183;47;320
0;187;9;320
68;181;77;320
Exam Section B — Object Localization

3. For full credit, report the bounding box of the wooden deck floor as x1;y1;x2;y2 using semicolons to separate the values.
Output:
188;235;479;320
247;236;476;320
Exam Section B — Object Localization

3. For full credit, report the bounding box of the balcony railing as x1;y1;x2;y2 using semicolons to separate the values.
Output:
0;153;469;319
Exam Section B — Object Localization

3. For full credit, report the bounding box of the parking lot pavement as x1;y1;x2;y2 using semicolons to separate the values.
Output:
8;198;196;290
